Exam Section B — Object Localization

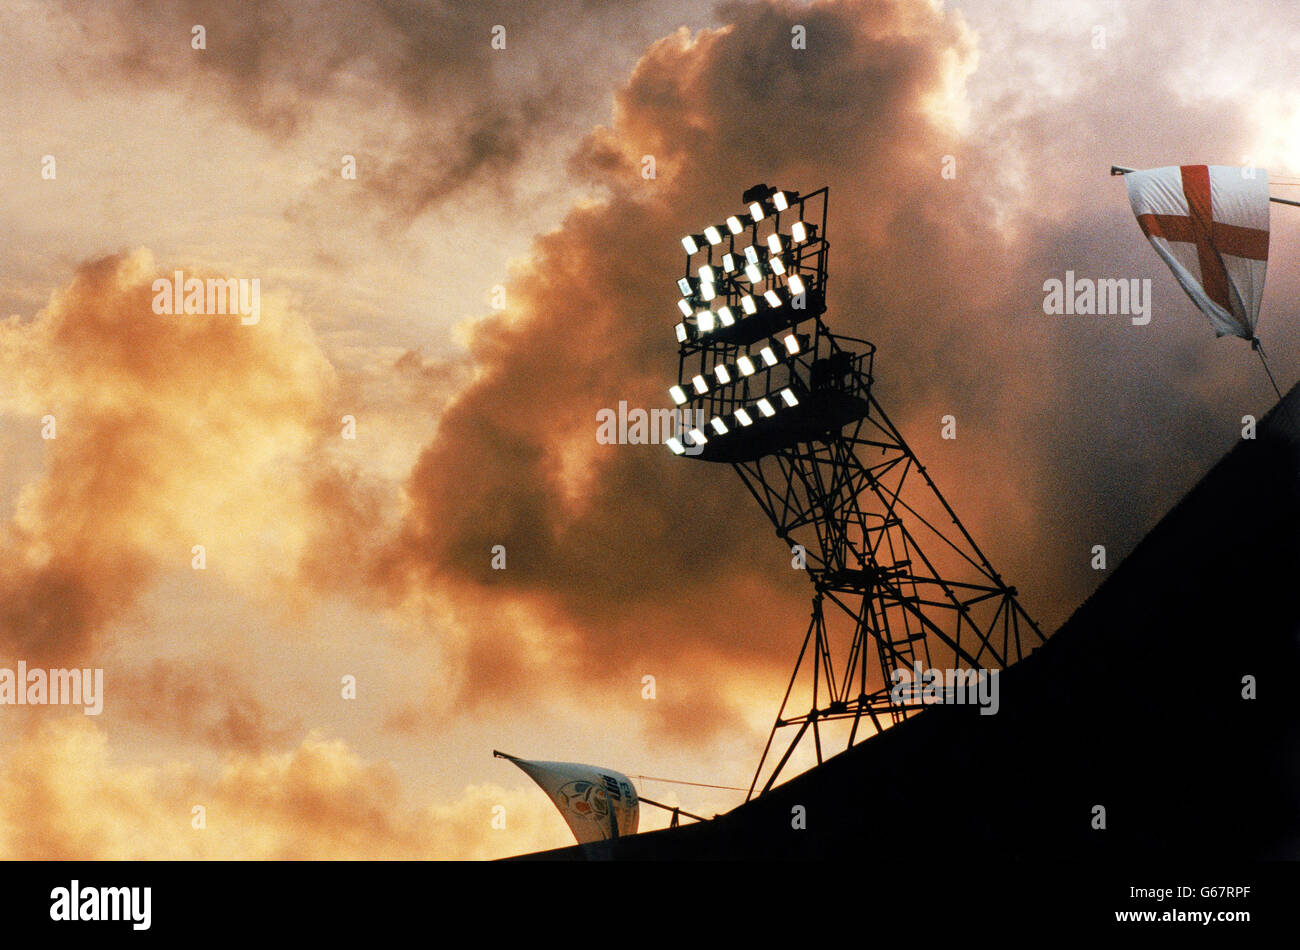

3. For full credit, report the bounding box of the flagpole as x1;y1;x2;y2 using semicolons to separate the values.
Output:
1252;337;1287;403
1250;337;1300;433
1110;166;1300;207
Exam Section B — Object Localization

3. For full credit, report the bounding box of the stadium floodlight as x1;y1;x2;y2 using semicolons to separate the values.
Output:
681;232;712;254
665;185;831;457
663;186;1045;802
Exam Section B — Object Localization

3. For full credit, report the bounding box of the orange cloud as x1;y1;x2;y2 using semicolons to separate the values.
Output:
111;659;300;754
375;0;1282;748
0;717;566;858
375;0;1001;732
0;250;359;661
3;3;1282;838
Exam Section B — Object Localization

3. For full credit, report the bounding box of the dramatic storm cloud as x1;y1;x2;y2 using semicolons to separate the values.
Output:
0;250;348;661
2;0;1297;857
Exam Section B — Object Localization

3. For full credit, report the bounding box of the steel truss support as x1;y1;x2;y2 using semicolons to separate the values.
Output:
741;385;1045;799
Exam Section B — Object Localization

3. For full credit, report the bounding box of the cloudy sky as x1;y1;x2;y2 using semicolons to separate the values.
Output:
1;0;1297;858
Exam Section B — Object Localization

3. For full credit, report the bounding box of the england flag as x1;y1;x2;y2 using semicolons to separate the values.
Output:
1124;164;1270;340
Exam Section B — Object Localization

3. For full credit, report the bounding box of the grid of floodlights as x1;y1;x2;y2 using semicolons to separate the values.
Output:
665;185;826;455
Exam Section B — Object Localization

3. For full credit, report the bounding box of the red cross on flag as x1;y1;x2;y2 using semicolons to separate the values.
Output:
1124;164;1270;340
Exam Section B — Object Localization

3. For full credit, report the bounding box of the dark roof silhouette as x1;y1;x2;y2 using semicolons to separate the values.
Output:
520;384;1300;860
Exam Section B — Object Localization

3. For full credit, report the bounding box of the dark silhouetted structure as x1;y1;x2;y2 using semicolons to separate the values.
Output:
526;384;1300;860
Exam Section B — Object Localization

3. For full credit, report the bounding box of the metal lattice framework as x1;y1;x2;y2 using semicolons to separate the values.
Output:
663;185;1045;798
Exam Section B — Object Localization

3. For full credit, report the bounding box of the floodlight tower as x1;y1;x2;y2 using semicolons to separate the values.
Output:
664;185;1046;798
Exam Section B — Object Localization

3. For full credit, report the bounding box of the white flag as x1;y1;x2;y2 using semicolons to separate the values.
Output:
1124;164;1269;339
496;752;639;844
